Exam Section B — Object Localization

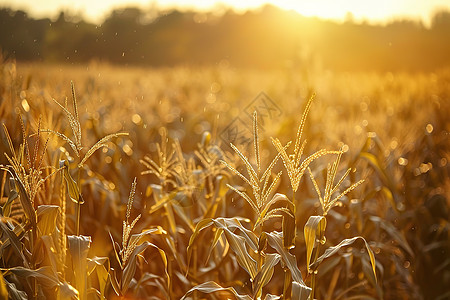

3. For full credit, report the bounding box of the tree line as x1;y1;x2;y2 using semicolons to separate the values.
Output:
1;5;450;71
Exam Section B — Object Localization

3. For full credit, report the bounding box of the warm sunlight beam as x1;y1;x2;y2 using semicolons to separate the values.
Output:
1;0;449;25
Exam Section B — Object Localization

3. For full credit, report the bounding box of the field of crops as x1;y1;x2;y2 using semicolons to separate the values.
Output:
0;57;449;299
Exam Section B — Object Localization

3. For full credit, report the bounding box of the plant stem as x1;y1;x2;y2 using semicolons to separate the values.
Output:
76;167;81;235
292;190;297;214
30;228;37;299
283;269;292;300
76;201;81;235
310;273;316;300
310;241;322;300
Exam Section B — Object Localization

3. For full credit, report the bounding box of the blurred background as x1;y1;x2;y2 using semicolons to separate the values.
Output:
0;0;450;71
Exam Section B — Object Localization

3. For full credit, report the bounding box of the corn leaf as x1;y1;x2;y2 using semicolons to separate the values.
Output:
304;216;327;273
186;218;214;273
40;235;59;275
4;280;28;300
10;175;37;228
282;208;296;249
58;282;79;300
222;227;258;279
121;241;169;296
264;294;281;300
369;216;413;257
266;231;311;299
180;281;252;300
109;268;121;296
291;281;312;300
187;217;256;275
37;205;60;236
310;236;377;283
87;257;110;299
3;266;60;288
121;242;148;294
0;221;29;268
205;227;225;264
0;271;8;300
68;235;91;300
253;253;281;299
213;218;258;251
61;160;82;204
2;178;18;218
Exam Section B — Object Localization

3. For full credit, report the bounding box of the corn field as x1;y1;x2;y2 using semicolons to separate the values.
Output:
0;58;449;299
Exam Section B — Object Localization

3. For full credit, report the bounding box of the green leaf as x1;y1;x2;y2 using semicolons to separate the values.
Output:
67;235;91;300
310;236;377;283
304;216;327;273
37;205;60;236
180;281;252;300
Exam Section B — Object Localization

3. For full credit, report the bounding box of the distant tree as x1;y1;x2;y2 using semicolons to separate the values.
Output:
1;6;450;70
431;10;450;30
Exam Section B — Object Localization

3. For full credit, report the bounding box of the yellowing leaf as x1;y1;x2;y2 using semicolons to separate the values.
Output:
61;160;82;204
37;205;60;236
180;281;252;300
310;236;377;283
304;216;327;273
0;271;8;300
253;253;281;298
68;235;91;300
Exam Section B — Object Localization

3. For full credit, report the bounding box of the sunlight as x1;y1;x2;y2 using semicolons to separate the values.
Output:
0;0;449;25
273;0;403;23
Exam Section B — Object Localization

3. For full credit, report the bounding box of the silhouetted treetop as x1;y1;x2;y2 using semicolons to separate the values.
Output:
0;5;449;71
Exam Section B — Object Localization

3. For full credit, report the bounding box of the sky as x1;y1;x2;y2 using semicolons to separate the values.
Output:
1;0;449;26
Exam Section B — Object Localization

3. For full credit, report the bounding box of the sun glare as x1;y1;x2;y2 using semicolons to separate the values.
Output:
271;0;406;23
0;0;449;25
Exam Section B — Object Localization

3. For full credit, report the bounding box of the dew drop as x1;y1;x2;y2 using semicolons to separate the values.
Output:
398;157;408;166
21;99;30;112
131;113;142;125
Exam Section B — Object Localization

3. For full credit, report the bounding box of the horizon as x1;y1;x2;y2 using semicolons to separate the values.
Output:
1;0;450;26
